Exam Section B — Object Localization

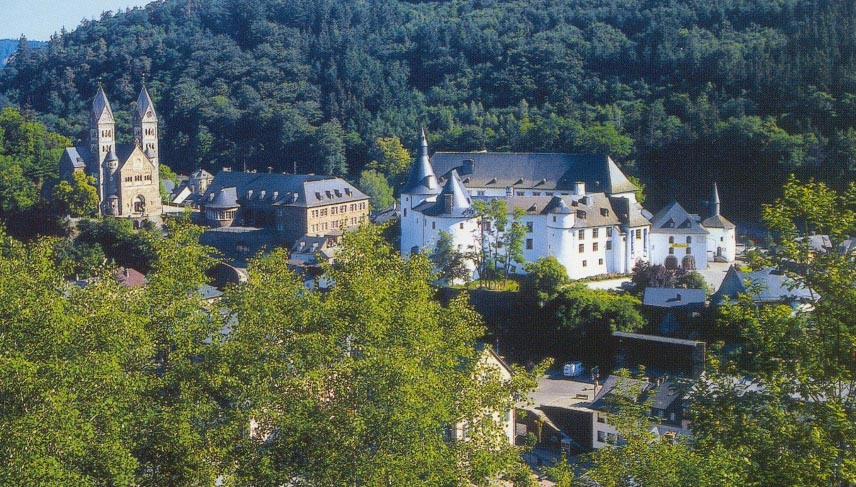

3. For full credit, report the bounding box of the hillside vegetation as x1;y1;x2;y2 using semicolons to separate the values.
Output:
2;0;856;217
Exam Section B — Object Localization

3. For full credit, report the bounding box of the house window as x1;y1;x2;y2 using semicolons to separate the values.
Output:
607;227;613;237
687;236;692;243
593;228;599;238
606;241;612;250
597;416;606;424
526;238;533;250
532;192;541;196
526;222;533;232
593;242;599;252
579;244;584;253
597;431;606;442
669;236;675;244
578;229;585;239
582;260;587;267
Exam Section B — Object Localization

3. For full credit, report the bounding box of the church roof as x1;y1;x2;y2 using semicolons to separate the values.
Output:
92;84;114;122
203;171;367;209
429;152;637;194
136;85;157;120
650;201;709;235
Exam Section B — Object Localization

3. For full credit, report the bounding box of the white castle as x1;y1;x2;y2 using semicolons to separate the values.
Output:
400;131;735;279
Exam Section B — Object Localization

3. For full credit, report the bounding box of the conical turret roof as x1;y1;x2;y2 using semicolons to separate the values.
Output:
702;182;735;229
403;128;440;195
422;170;473;217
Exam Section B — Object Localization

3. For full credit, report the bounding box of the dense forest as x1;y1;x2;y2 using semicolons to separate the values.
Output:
2;0;856;219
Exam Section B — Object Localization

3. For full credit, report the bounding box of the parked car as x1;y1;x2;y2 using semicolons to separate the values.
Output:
563;361;584;377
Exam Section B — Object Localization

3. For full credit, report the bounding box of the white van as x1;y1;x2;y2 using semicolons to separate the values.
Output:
563;361;584;377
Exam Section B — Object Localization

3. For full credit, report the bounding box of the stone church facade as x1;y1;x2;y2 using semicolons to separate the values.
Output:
59;84;162;220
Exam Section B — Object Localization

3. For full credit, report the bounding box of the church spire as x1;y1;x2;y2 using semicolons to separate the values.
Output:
712;182;721;217
135;82;158;121
134;82;159;166
403;128;439;194
91;81;114;122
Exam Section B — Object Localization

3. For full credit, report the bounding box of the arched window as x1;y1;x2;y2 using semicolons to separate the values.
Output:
669;236;674;244
686;236;692;244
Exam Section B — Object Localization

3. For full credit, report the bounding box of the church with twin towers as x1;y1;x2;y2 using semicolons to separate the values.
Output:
59;82;162;220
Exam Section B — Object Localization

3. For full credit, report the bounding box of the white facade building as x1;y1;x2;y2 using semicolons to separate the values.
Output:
648;184;736;269
400;131;651;280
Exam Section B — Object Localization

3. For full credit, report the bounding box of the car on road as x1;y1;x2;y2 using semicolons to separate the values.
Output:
563;361;584;377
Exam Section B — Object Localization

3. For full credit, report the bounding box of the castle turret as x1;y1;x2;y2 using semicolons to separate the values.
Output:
402;128;440;198
134;84;159;167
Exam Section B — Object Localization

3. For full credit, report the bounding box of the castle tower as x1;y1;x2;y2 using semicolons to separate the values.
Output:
400;128;442;256
89;83;115;206
133;84;159;167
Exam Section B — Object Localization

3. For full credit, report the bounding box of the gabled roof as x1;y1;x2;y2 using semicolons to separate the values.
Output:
590;375;651;412
429;152;637;194
62;146;90;169
643;287;706;308
136;85;157;120
651;380;683;410
650;201;709;235
190;168;213;180
114;267;146;288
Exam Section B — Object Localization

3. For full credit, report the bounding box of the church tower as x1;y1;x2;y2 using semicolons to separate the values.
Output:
89;83;115;167
89;82;115;206
133;84;159;167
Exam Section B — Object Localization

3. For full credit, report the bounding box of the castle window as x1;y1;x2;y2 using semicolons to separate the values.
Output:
635;229;642;239
686;247;692;255
686;236;692;244
669;247;675;255
432;222;436;230
526;238;533;250
593;242;599;252
403;208;407;217
526;222;533;232
582;260;587;267
579;244;584;253
607;227;613;237
669;236;675;244
593;228;599;238
606;241;612;250
599;258;604;265
459;223;464;229
578;229;585;240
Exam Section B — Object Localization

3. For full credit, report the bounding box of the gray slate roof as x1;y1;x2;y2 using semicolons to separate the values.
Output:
428;152;638;194
203;171;367;209
701;214;736;229
650;201;709;235
92;85;114;121
609;196;650;228
643;287;707;308
418;170;474;217
136;85;157;119
207;186;238;209
403;129;441;195
711;265;814;305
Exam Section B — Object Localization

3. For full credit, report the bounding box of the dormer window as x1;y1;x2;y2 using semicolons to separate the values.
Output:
259;190;266;199
272;191;279;200
601;208;609;216
344;188;352;196
247;190;253;199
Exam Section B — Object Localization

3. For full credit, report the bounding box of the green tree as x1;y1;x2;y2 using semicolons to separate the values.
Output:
520;256;568;306
431;230;471;285
312;119;347;176
0;157;39;215
51;172;99;217
358;169;394;210
222;225;541;485
367;136;411;179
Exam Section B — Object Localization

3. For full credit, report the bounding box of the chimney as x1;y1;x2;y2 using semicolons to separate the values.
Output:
575;181;586;195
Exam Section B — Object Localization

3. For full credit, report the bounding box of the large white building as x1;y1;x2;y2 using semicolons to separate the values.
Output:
400;131;736;280
401;131;652;280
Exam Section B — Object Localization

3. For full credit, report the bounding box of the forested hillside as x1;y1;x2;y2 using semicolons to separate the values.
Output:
0;39;46;67
2;0;856;218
